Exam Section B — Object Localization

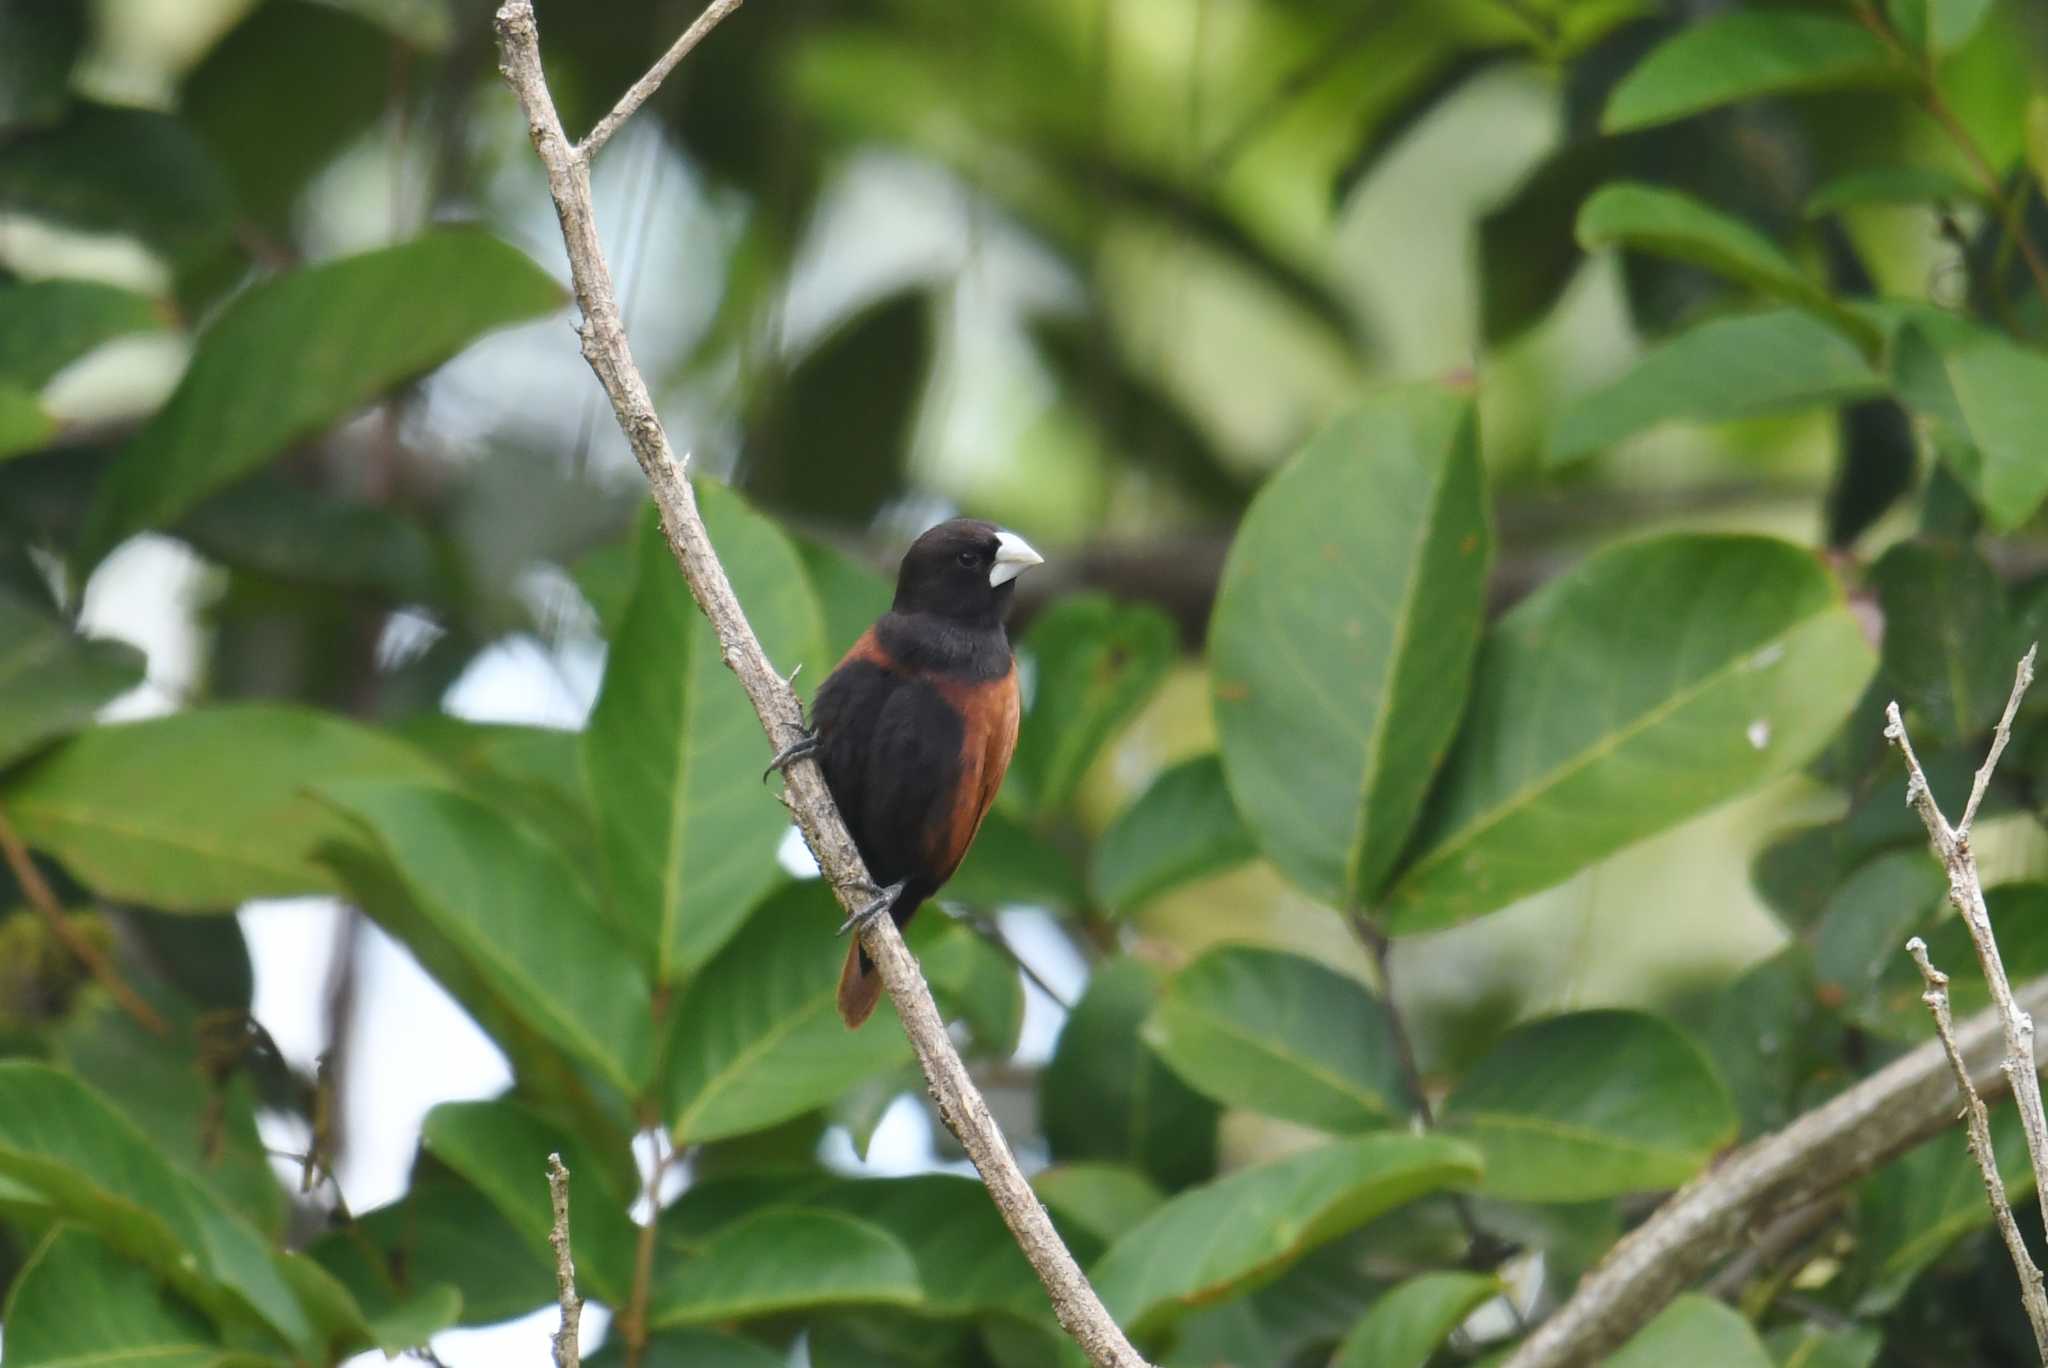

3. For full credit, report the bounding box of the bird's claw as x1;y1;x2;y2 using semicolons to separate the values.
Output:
761;729;818;783
837;879;906;936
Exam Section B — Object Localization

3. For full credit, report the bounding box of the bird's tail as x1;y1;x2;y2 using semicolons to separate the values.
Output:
836;941;883;1028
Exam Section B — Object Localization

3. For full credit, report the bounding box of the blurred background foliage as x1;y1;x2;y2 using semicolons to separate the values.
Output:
5;0;2048;1364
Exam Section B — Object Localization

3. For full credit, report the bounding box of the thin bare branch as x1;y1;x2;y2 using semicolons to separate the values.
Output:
492;7;1149;1363
0;806;167;1036
1907;936;2048;1357
1961;643;2036;838
547;1153;581;1368
578;0;743;160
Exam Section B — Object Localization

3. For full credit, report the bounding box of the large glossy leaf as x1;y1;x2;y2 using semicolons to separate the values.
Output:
1577;185;1879;351
317;780;654;1096
1385;535;1876;930
177;476;446;606
2;705;444;909
1;1226;234;1368
0;103;232;266
1603;11;1897;133
1089;1133;1482;1336
0;279;166;389
1332;1271;1501;1368
418;1098;641;1307
392;716;594;872
1011;593;1178;818
1210;387;1489;906
1891;319;2048;531
665;882;911;1144
1805;166;1985;218
652;1207;923;1327
1142;944;1402;1133
1868;538;2021;743
805;1173;1042;1319
1440;1010;1736;1201
585;489;824;983
1032;1163;1165;1253
77;228;562;569
1092;754;1255;914
1041;957;1218;1190
0;1062;317;1351
1549;310;1884;464
0;586;144;770
1610;1295;1772;1367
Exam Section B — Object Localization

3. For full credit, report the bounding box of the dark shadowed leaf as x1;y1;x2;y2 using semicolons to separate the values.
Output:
1211;387;1488;906
906;913;1023;1057
1577;184;1879;350
806;1173;1042;1319
316;780;654;1095
1332;1270;1501;1368
1853;1101;2034;1308
1012;593;1178;818
1806;166;1986;217
1143;944;1402;1133
590;1328;789;1368
1812;851;1947;1030
0;586;144;770
177;476;446;605
1609;1294;1773;1367
3;705;443;909
0;103;232;265
419;1098;641;1307
1041;957;1218;1190
584;488;825;982
652;1207;923;1327
1873;885;2048;1038
0;1062;318;1351
945;806;1087;909
796;534;892;661
1032;1163;1164;1253
1698;946;1848;1140
0;1;86;134
0;279;165;389
78;228;562;570
1441;1010;1736;1201
0;1225;231;1368
1477;139;1611;344
1890;320;2048;532
1549;309;1883;464
1094;754;1256;915
1602;11;1897;133
1090;1133;1482;1336
666;882;911;1144
1764;1323;1883;1368
1386;535;1876;930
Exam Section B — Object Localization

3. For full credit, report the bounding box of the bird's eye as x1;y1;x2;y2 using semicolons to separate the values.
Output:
957;550;978;568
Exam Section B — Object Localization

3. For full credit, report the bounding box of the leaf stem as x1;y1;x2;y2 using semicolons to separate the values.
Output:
0;806;166;1036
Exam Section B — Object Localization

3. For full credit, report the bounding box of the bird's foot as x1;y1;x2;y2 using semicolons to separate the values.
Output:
761;728;818;783
837;879;906;936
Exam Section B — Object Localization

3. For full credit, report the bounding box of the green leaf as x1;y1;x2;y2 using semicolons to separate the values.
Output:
1577;184;1880;352
3;705;444;909
1548;310;1884;464
0;278;166;389
1210;387;1489;905
0;1;85;134
1853;1101;2034;1307
1;1226;235;1368
652;1207;923;1327
1889;0;1998;55
907;913;1024;1057
0;587;144;770
1805;166;1986;218
1093;754;1256;915
1890;320;2048;531
1041;957;1218;1190
1385;534;1877;931
177;476;445;605
419;1098;641;1307
1142;944;1402;1133
797;534;893;661
666;882;911;1144
1602;10;1897;134
0;381;55;460
585;489;825;983
1813;851;1946;1031
1332;1271;1501;1368
1609;1294;1773;1368
391;716;595;873
807;1173;1043;1319
1011;593;1178;818
1874;885;2048;1037
1440;1010;1736;1201
0;103;232;266
1868;539;2022;742
1090;1133;1482;1337
77;228;562;570
590;1328;789;1368
0;1062;317;1351
1700;947;1848;1140
1766;1324;1883;1368
1032;1163;1165;1252
317;780;654;1095
944;805;1087;909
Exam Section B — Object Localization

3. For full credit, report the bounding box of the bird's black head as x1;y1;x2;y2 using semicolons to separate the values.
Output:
891;518;1044;627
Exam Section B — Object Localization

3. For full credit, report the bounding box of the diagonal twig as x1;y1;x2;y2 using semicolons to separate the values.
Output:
546;1153;581;1368
1906;936;2048;1357
491;7;1150;1364
578;0;742;160
0;806;166;1036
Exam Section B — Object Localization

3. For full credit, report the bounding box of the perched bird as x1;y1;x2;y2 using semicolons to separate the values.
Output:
767;519;1043;1027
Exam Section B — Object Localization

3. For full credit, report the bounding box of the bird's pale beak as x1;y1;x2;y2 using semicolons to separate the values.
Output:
989;530;1044;587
